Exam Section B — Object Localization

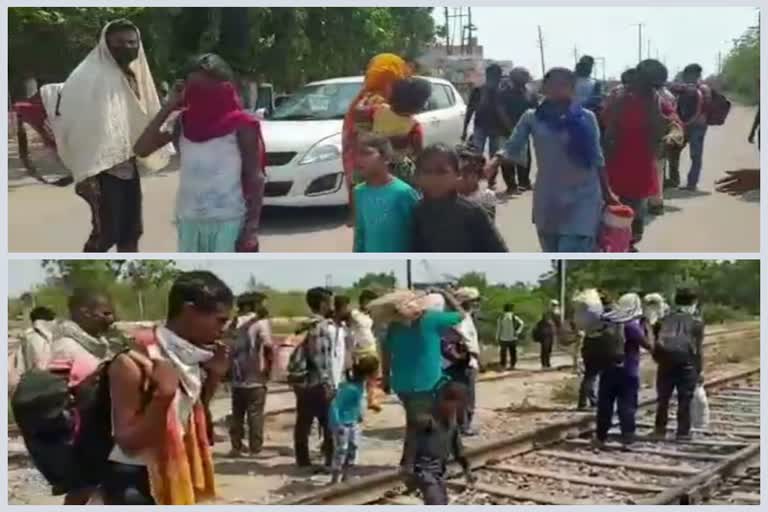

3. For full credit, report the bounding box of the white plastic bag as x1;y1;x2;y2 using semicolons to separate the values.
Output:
690;384;710;429
572;288;603;331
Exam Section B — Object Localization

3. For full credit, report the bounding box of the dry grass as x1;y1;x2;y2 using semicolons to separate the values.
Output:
550;375;581;404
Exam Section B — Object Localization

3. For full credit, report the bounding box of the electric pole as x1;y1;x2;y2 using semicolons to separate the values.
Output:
537;25;546;76
558;260;567;324
573;46;579;66
647;39;651;59
444;7;451;53
406;260;413;289
717;51;723;75
637;23;644;63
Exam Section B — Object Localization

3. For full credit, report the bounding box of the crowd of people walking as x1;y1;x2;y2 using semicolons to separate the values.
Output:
9;271;713;505
13;18;751;254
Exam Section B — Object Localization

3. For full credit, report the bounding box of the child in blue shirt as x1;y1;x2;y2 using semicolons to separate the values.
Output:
329;355;380;483
353;134;420;252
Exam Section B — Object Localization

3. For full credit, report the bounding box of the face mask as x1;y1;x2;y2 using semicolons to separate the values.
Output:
110;46;139;67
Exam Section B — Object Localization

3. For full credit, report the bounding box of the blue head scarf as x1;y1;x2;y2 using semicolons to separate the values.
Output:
535;100;599;169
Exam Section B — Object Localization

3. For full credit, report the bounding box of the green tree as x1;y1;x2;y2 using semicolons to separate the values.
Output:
122;261;179;319
42;259;124;290
457;272;489;291
353;272;397;291
8;7;436;96
721;15;760;103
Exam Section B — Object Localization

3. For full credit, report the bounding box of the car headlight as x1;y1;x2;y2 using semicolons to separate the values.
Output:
299;135;342;165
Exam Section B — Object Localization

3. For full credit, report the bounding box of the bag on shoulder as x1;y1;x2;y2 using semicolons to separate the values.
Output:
706;89;731;126
287;320;320;385
655;312;697;366
10;330;156;495
441;327;469;366
582;320;625;369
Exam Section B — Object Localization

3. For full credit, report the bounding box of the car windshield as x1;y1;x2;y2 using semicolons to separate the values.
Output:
270;82;362;121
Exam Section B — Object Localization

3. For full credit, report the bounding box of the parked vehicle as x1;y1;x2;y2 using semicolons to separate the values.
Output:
258;76;466;207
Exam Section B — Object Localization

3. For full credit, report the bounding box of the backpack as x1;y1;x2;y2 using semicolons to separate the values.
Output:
441;327;469;366
706;89;731;126
230;318;267;385
10;332;155;495
582;320;626;369
655;312;698;366
286;320;321;385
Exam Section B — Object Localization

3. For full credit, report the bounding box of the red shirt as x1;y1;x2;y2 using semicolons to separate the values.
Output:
605;94;664;200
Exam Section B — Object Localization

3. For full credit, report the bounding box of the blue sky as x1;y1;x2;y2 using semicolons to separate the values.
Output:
8;259;553;296
434;6;757;79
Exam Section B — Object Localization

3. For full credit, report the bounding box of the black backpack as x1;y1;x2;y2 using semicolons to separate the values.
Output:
582;320;626;369
11;359;117;495
655;312;698;366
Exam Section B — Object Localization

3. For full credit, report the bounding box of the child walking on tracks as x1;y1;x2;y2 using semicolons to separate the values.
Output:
401;381;476;505
328;355;380;483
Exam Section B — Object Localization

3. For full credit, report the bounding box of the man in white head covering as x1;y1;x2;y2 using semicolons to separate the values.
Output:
47;19;173;252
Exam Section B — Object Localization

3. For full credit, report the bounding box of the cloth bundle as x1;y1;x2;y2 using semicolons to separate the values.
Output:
572;288;604;332
367;290;445;324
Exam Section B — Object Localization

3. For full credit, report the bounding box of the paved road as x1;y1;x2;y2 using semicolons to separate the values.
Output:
7;105;759;253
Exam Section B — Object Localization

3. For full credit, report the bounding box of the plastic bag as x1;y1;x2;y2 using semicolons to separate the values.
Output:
690;384;710;429
599;204;634;253
572;288;604;332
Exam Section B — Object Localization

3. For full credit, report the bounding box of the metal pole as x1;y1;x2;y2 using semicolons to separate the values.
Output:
637;23;644;63
559;260;566;324
537;25;546;76
406;260;413;289
647;39;651;59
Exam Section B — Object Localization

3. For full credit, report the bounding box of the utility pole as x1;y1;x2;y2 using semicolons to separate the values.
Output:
717;51;723;75
466;7;475;54
406;260;413;289
558;260;567;324
636;23;644;63
647;39;651;59
537;25;546;76
444;7;451;53
595;57;606;82
573;46;579;66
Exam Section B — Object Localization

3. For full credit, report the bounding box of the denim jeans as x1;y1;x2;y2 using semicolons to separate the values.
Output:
595;365;640;443
537;231;596;253
397;391;436;466
685;124;708;188
619;197;649;244
331;423;361;473
472;128;506;158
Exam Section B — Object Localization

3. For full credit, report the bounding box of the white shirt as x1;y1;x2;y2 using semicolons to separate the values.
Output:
328;323;347;388
456;315;480;369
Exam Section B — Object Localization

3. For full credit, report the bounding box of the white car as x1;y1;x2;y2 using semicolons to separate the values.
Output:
259;76;466;207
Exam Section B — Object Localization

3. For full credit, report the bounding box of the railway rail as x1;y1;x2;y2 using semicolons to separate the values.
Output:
279;367;760;505
255;325;759;419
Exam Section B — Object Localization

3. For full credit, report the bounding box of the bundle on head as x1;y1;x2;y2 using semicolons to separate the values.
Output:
366;290;445;324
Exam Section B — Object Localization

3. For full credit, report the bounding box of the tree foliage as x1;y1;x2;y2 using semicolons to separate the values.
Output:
353;272;398;291
8;7;436;95
721;17;760;103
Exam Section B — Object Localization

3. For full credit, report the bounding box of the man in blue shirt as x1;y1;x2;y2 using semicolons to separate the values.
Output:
381;291;465;466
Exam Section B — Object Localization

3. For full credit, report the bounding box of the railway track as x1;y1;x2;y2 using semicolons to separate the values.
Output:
279;367;760;505
250;325;760;419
